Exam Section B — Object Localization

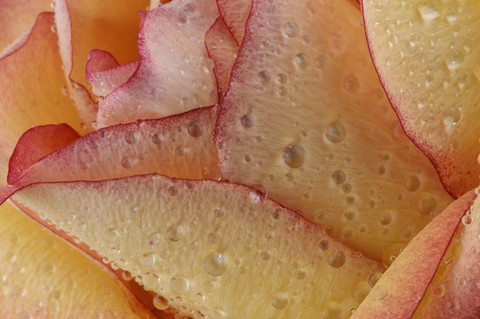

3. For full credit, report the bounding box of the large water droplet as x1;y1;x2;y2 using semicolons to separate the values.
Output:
103;228;118;242
374;285;389;300
204;252;228;276
283;144;306;168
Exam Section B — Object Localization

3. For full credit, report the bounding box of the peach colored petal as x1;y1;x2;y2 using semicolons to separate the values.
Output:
0;0;51;55
0;12;85;186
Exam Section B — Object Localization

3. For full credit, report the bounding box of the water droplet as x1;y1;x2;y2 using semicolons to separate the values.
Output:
405;175;420;192
314;55;327;69
432;284;446;297
214;208;225;218
319;240;329;251
204;252;228;276
445;49;464;71
183;3;196;17
418;5;439;21
241;114;255;128
139;253;156;268
146;232;161;246
462;214;472;226
294;53;310;68
272;293;289;309
296;269;306;279
168;186;178;196
416;194;437;215
443;107;461;126
331;170;346;185
344;209;357;220
153;295;169;310
167;224;183;242
261;250;272;260
142;272;160;290
258;70;271;83
121;156;134;169
276;73;288;84
368;272;382;287
282;22;298;38
169;276;189;295
379;212;392;225
103;228;118;242
321;301;342;319
124;130;139;144
343;75;359;93
152;133;164;145
325;121;347;143
382;243;405;267
374;285;389;300
353;281;371;303
328;250;346;268
175;146;186;156
341;183;352;193
283;144;306;168
188;120;203;138
328;34;344;52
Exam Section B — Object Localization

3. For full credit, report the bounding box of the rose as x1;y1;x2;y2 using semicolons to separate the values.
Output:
0;0;480;318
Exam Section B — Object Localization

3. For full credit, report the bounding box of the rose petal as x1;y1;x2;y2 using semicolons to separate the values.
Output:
352;190;474;318
205;17;239;102
0;0;51;56
0;12;85;186
0;202;157;318
0;106;219;205
14;174;383;318
215;0;453;260
216;0;251;45
96;0;219;127
86;49;139;97
362;0;480;198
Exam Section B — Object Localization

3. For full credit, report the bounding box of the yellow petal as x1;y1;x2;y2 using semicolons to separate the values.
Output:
0;202;158;318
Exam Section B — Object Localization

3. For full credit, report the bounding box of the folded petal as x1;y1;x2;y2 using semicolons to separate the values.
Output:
96;0;219;127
